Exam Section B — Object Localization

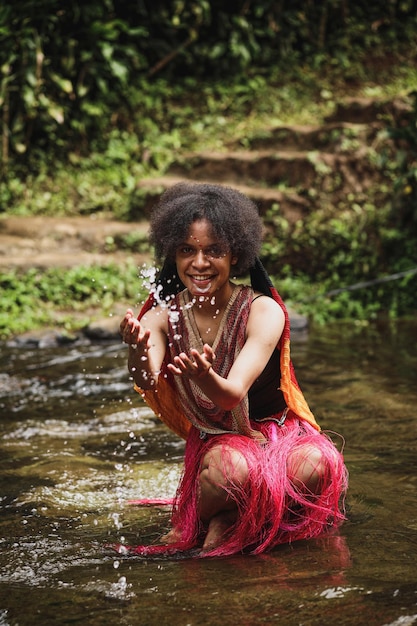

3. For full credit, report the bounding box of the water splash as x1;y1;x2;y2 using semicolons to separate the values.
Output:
85;575;136;601
139;264;158;293
139;264;175;310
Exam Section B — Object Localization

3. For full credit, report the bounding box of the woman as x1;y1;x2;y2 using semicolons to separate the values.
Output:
120;182;347;557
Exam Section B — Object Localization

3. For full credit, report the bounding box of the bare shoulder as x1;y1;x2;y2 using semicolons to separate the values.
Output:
248;293;285;336
251;293;284;316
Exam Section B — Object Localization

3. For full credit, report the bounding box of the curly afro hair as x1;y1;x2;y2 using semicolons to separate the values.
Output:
149;182;263;276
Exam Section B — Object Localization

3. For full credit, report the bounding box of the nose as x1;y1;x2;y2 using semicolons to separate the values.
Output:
192;249;210;267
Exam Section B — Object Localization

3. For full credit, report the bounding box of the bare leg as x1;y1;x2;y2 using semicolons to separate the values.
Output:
198;443;248;551
202;510;238;551
287;445;326;494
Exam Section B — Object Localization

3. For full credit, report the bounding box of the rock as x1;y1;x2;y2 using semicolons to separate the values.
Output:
287;308;309;331
82;317;122;341
6;329;81;349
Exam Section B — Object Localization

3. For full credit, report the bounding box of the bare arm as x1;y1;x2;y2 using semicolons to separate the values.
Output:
167;296;285;410
120;307;167;389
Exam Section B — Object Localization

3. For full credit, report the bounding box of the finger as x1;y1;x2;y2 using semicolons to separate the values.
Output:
139;328;151;349
128;318;140;333
169;356;191;375
129;321;146;344
122;318;140;343
178;352;194;365
172;355;187;370
167;363;182;376
192;348;212;369
203;344;216;363
190;350;206;367
122;309;134;325
120;310;132;332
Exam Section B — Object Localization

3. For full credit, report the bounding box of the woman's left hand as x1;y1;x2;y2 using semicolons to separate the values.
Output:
168;344;215;379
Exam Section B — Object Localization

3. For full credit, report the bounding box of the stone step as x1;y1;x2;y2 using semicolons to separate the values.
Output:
167;147;379;193
325;96;412;124
133;97;411;223
136;175;312;223
231;121;382;152
0;216;150;268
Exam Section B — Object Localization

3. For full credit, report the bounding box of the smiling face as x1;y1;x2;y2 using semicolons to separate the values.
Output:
175;219;237;301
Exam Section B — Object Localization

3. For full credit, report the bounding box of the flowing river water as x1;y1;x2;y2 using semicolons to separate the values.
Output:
1;318;416;625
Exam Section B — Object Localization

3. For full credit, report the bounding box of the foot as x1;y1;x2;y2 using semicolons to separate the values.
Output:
202;512;235;552
160;526;182;545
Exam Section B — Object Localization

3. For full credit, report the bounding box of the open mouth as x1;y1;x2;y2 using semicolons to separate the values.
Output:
189;275;213;293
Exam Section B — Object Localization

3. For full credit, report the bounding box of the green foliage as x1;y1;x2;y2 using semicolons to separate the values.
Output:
0;1;417;331
386;90;417;233
0;262;148;338
105;231;152;253
0;71;337;219
0;0;147;173
1;0;417;175
263;200;384;281
262;188;417;322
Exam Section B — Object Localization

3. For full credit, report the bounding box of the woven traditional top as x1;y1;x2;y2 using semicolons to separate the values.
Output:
134;258;320;439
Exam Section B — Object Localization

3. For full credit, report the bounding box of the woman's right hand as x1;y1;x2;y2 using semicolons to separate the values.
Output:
120;308;151;350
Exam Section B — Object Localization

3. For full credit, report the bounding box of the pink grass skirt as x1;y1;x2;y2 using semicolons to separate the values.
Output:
124;416;348;558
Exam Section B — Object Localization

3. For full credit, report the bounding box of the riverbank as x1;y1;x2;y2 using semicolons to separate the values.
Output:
0;214;149;270
0;214;311;346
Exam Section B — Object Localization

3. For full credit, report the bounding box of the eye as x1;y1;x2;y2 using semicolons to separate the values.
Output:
177;245;194;257
205;245;228;258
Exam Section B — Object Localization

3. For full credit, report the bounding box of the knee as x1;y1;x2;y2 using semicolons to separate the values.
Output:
288;445;326;494
200;445;249;489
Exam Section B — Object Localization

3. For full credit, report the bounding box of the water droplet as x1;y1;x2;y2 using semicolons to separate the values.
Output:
110;512;123;530
168;310;180;323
